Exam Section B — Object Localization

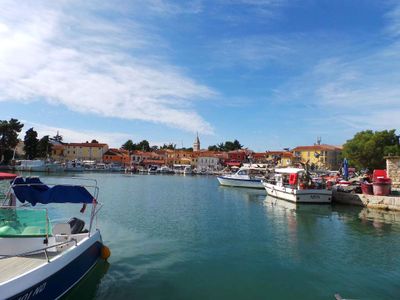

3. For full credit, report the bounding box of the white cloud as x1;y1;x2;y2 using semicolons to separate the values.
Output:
0;0;215;134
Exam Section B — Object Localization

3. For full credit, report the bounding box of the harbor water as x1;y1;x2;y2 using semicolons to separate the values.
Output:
5;173;400;299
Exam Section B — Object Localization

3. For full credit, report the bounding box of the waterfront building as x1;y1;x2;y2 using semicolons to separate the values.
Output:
292;144;342;170
225;149;249;167
193;151;221;171
166;150;194;166
64;142;108;162
50;141;65;161
265;151;293;167
193;133;200;152
14;140;25;159
131;150;166;168
103;148;130;166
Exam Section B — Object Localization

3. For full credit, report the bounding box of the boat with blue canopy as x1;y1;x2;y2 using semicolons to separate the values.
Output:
0;176;110;300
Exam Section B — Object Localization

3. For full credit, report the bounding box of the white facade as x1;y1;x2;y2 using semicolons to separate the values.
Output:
197;156;219;170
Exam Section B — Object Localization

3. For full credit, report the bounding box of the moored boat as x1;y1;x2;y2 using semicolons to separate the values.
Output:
0;176;110;299
263;167;332;203
217;165;267;189
15;160;64;173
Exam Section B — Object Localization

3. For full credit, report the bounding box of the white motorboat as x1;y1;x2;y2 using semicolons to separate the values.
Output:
148;165;160;174
159;166;173;174
263;167;332;203
183;165;193;175
217;165;267;189
0;176;110;299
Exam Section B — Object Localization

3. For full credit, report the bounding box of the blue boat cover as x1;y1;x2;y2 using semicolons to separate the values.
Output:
12;177;94;205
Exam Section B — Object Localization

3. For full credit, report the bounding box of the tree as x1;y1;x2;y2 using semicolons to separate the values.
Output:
24;128;39;159
91;139;99;144
233;139;243;150
160;143;176;150
208;145;219;151
137;140;150;152
342;129;400;171
37;135;53;158
121;139;135;151
0;118;24;163
209;140;244;151
52;131;63;143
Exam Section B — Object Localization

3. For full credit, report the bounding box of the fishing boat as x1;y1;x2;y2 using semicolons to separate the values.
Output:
0;176;110;299
217;165;267;189
263;167;332;203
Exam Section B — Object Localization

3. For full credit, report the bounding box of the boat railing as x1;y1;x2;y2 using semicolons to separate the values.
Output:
0;238;78;263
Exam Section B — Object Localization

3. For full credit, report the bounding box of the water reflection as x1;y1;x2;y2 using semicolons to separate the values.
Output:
63;260;110;300
218;186;266;203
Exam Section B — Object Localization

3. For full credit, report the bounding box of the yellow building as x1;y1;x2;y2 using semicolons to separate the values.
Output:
51;143;65;161
265;151;293;167
292;144;342;170
64;142;109;162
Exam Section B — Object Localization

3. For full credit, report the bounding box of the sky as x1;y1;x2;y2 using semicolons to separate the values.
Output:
1;0;400;151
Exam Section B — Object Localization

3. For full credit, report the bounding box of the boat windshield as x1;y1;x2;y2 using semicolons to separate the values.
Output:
0;207;50;237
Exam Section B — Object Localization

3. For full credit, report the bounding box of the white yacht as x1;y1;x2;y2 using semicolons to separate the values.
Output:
217;165;267;189
263;167;332;203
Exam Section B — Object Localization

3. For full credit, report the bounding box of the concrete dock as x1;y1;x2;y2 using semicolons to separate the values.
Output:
333;190;400;211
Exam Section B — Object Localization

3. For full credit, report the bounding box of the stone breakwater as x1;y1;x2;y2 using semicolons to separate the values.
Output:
333;190;400;211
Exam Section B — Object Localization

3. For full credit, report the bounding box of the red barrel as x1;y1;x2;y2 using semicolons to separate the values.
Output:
373;178;392;196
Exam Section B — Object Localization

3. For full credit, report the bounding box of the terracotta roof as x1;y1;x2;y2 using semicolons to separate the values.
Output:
292;144;342;151
266;151;293;158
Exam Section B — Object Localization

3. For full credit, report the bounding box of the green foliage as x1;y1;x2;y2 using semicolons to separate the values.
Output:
342;129;400;170
52;132;63;143
208;145;219;151
160;143;176;150
137;140;150;152
0;118;24;163
209;139;243;151
37;136;53;158
121;140;135;151
24;128;39;159
121;139;151;151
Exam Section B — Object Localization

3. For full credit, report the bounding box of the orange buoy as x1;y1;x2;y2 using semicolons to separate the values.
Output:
101;245;111;260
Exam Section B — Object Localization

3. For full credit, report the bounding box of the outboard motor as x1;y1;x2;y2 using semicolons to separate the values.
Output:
68;217;85;234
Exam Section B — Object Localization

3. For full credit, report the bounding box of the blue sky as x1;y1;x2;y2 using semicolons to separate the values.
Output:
1;0;400;151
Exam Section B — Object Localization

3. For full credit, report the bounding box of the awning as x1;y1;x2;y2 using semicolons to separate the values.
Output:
226;162;241;167
12;177;95;206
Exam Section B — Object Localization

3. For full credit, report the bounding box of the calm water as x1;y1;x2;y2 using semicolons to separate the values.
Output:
5;173;400;299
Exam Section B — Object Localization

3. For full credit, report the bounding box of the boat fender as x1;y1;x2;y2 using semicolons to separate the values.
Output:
101;245;111;260
68;217;85;234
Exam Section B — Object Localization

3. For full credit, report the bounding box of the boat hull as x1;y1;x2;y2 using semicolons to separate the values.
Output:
217;176;264;189
2;231;103;300
264;183;332;203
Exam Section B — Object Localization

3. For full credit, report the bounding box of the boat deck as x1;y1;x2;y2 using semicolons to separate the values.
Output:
0;253;53;284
